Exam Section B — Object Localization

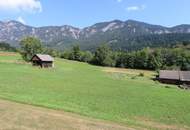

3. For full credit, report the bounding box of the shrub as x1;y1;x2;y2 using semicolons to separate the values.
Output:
139;72;144;77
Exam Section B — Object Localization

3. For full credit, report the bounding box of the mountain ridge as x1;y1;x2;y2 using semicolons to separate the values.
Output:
0;19;190;50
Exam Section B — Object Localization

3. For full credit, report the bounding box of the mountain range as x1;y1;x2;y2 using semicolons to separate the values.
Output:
1;19;190;51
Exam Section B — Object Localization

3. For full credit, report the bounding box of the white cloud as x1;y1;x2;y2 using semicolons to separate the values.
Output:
117;0;123;3
126;5;146;11
17;16;26;24
126;6;139;11
0;0;42;13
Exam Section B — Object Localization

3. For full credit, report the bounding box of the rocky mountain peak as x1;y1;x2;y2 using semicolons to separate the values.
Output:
0;19;190;50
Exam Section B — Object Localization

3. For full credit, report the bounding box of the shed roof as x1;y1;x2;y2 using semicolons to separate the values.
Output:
159;70;190;82
159;70;180;80
33;54;54;62
180;71;190;82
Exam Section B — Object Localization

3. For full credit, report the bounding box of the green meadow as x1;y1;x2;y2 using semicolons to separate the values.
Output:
0;52;190;129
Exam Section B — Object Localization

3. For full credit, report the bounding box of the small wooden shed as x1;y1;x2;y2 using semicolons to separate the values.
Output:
31;54;54;68
180;71;190;85
159;70;180;84
158;70;190;85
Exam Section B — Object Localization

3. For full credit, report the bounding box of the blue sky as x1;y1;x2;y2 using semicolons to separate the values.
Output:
0;0;189;28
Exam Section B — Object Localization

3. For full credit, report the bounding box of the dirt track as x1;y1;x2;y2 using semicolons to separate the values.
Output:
0;99;132;130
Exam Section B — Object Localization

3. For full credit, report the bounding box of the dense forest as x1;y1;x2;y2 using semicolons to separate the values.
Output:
61;42;190;71
114;33;190;51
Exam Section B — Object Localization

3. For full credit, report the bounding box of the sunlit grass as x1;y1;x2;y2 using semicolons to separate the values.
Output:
0;52;189;129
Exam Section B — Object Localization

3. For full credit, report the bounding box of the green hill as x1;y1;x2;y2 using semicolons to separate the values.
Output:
0;52;190;129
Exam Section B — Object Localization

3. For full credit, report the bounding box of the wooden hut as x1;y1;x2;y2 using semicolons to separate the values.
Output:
158;70;190;85
31;54;54;68
180;71;190;85
159;70;180;84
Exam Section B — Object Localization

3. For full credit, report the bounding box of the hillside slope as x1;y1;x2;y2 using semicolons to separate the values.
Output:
0;52;190;129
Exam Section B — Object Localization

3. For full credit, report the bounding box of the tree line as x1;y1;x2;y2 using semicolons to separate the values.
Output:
61;44;190;71
7;37;190;71
0;42;16;52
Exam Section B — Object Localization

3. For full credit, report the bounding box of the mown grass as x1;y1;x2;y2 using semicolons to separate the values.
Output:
0;52;190;129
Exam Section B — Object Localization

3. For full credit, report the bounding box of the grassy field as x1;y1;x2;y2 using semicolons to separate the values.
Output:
0;52;190;129
0;99;131;130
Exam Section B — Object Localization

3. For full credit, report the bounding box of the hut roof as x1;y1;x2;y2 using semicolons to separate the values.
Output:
180;71;190;82
159;70;180;80
33;54;54;62
159;70;190;81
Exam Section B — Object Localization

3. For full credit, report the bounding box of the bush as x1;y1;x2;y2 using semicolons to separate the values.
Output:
60;50;71;59
81;51;93;62
139;72;144;77
43;48;60;57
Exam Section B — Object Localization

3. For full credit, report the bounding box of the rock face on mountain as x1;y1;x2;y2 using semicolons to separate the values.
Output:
0;20;190;50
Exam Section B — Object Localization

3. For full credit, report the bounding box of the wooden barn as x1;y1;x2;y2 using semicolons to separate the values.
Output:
180;71;190;85
158;70;190;85
31;54;54;68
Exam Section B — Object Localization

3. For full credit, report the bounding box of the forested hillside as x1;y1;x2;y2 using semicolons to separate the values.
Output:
0;20;190;51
